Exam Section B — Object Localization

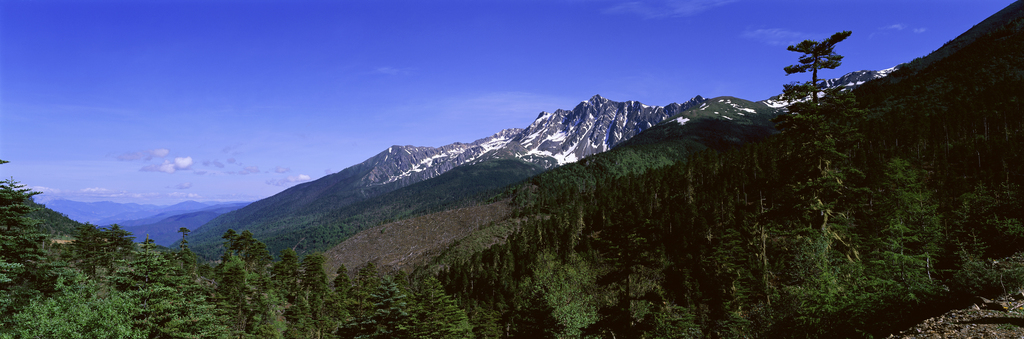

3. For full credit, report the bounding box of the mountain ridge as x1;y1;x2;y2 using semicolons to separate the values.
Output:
186;94;708;258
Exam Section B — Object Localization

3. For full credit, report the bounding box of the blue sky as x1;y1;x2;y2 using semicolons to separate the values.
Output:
0;0;1013;204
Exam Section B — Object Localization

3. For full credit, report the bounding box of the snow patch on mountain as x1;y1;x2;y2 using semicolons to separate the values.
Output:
757;65;900;109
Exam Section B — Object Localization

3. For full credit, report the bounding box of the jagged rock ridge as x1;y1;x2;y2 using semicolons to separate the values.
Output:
356;95;707;187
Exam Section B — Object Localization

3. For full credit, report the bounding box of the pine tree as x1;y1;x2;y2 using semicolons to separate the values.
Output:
358;276;412;339
71;223;104;277
100;224;136;273
352;262;381;319
111;237;226;338
411;276;472;339
218;255;251;337
782;30;851;105
273;248;300;301
773;31;865;241
328;265;353;335
0;167;49;323
301;253;331;339
876;158;943;288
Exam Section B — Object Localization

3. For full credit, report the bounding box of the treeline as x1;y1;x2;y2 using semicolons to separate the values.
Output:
429;21;1024;338
1;174;472;338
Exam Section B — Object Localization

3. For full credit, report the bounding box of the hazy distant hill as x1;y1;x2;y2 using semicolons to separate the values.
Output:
121;202;249;246
36;199;238;225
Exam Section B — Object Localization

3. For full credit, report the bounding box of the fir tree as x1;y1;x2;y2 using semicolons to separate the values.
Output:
782;30;851;104
349;276;411;339
301;253;331;339
0;165;49;323
411;276;472;339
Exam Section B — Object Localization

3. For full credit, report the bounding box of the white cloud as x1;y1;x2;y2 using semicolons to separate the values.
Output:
174;157;193;170
173;182;192;189
117;148;170;161
140;156;193;173
883;24;906;31
742;28;814;46
266;174;312;186
140;162;175;173
914;28;927;33
604;0;737;18
275;166;291;173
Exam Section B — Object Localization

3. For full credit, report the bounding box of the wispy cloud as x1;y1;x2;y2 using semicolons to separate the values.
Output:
172;182;192;189
434;91;575;124
375;66;409;75
604;0;737;19
140;156;194;173
742;28;814;46
31;186;202;202
202;159;226;168
221;145;243;155
117;148;170;161
274;166;290;173
236;166;260;175
266;174;312;186
870;24;926;39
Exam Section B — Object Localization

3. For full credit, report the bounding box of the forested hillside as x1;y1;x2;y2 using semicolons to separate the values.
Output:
188;158;546;260
24;199;84;239
2;2;1022;338
423;8;1024;337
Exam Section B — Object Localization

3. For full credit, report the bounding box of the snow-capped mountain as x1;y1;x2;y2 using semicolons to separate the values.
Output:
352;94;707;187
286;66;900;193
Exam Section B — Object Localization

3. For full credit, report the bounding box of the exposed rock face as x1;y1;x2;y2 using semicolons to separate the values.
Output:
360;128;524;187
510;95;706;166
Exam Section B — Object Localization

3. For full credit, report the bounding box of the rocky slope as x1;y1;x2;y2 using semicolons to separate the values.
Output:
888;294;1024;338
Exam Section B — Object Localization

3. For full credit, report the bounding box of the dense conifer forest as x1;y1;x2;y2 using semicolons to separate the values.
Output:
2;3;1024;338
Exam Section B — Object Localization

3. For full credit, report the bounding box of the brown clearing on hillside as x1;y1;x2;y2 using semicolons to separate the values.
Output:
324;199;516;277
